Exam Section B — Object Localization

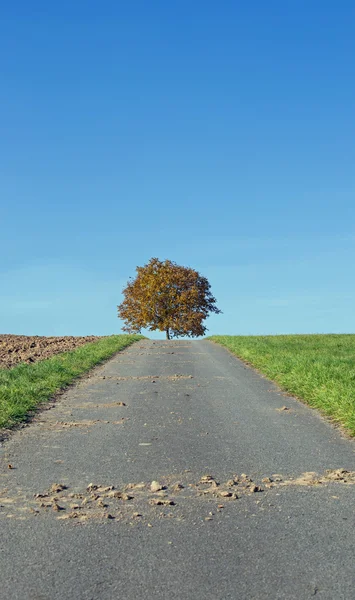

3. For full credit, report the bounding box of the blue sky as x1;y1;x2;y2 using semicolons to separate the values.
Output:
1;1;354;337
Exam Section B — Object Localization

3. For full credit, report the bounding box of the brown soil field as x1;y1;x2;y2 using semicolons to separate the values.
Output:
0;335;104;369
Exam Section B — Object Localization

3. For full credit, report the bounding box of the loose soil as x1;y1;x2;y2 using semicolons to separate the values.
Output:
1;469;354;524
0;335;105;369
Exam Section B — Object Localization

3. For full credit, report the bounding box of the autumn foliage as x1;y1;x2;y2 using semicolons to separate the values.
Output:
117;258;221;339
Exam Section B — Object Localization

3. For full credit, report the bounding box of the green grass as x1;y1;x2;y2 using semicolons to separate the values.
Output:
208;334;355;436
0;335;143;429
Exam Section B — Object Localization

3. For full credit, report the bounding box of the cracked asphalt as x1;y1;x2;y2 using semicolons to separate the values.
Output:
1;339;354;599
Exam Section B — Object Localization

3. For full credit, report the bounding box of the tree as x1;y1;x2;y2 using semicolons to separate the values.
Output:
117;258;221;339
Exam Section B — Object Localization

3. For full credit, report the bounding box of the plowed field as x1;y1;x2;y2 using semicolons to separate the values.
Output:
0;335;104;369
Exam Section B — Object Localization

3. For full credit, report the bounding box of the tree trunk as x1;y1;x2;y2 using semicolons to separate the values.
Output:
166;328;170;340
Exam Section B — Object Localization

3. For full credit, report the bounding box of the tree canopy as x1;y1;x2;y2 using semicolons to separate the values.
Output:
117;258;221;339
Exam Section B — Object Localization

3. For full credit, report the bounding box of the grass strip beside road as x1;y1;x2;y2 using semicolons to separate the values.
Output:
0;335;143;429
209;335;355;436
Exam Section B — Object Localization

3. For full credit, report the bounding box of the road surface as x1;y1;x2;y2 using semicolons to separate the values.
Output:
1;339;354;599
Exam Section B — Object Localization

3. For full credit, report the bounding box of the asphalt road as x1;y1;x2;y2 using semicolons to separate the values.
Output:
1;339;354;600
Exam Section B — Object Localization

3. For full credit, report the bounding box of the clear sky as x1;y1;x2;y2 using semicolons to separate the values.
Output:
1;1;355;337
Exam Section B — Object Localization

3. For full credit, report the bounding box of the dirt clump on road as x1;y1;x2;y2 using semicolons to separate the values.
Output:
0;334;104;369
